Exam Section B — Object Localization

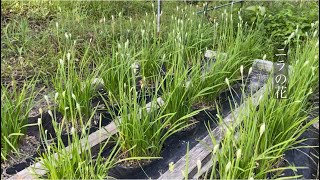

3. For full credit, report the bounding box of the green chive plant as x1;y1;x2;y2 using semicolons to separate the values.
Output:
197;8;267;104
1;78;39;160
52;44;102;127
35;104;119;179
207;23;319;179
104;72;200;160
160;52;212;129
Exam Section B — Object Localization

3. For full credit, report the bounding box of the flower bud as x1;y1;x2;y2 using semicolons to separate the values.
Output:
39;108;43;115
44;95;50;105
225;161;231;173
76;103;81;111
197;159;202;172
71;127;75;134
213;144;219;154
67;53;71;61
236;149;242;160
225;78;230;86
72;93;76;100
37;118;42;126
248;67;252;76
259;123;265;136
48;110;53;118
54;92;59;101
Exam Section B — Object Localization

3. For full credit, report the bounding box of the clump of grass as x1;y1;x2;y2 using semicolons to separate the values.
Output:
35;106;119;179
197;8;267;104
208;23;319;179
104;75;191;159
52;42;102;126
1;77;39;160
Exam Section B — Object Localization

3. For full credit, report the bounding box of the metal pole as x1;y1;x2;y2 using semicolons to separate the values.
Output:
157;0;161;37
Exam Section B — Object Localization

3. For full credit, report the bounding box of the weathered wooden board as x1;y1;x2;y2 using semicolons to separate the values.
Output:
157;85;267;180
158;59;275;180
253;59;293;73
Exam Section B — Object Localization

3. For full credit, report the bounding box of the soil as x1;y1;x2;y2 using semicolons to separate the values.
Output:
1;135;39;179
117;151;153;169
174;118;200;138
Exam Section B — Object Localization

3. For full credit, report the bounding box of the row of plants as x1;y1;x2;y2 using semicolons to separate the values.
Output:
201;22;319;179
2;2;317;180
2;5;260;177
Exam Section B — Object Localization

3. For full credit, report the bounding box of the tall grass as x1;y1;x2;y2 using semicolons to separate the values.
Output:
208;22;319;179
104;73;196;159
197;8;267;104
1;78;39;160
52;41;102;126
35;101;119;179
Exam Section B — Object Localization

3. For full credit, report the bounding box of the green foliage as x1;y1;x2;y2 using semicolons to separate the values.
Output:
242;1;319;57
1;78;39;160
36;108;119;179
208;25;319;179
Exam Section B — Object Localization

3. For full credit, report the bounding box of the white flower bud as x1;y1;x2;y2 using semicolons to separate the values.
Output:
263;54;267;60
67;53;71;61
76;103;81;111
225;161;231;173
259;123;265;136
71;127;75;134
240;65;244;76
169;162;175;172
225;78;230;86
59;59;64;66
54;92;59;101
197;159;202;172
313;30;318;38
72;93;76;100
248;67;252;76
65;32;69;39
213;144;219;154
48;110;53;117
39;108;43;115
44;95;50;104
288;32;295;40
236;149;242;160
37;118;42;126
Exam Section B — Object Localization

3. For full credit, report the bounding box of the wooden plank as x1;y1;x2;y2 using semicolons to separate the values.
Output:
158;85;267;180
253;59;293;73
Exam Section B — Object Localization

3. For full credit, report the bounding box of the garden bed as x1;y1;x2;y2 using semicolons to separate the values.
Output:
1;2;318;179
3;59;260;179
